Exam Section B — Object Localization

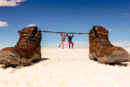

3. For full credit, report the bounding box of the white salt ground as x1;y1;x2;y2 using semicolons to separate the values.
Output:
0;48;130;87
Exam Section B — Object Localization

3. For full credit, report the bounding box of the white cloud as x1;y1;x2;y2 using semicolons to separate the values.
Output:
0;0;25;7
74;41;89;48
27;24;37;27
73;41;130;48
123;13;130;18
72;41;130;48
113;41;130;48
0;21;8;27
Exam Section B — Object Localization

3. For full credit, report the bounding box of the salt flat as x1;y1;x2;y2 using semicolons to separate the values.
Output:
0;48;130;87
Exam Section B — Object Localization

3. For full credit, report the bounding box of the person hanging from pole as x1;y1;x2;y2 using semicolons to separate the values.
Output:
58;33;67;49
67;33;74;48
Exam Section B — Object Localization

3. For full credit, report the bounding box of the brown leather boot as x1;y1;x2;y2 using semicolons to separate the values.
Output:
0;26;42;67
89;26;130;64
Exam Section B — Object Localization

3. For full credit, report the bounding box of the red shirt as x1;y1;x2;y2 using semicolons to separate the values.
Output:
61;33;66;41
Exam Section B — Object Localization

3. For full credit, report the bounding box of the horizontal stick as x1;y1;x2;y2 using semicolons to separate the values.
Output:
41;30;89;34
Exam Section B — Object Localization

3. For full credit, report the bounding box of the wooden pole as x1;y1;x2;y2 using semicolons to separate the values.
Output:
41;30;89;34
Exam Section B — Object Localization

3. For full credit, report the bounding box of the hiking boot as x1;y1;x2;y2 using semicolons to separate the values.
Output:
0;26;42;67
89;26;130;64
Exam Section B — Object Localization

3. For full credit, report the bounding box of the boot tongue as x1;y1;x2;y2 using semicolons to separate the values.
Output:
16;26;38;47
93;26;111;45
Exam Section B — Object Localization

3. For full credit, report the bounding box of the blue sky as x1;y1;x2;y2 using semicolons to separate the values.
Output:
0;0;130;48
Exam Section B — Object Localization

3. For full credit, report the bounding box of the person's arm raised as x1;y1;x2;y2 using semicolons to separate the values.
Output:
65;33;68;37
72;34;74;37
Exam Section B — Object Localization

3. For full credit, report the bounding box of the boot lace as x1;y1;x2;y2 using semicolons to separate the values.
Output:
16;32;36;48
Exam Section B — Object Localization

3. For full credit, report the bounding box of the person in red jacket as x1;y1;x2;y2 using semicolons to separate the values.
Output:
58;33;67;49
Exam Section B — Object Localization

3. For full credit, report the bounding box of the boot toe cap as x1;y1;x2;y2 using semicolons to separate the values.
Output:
108;50;130;62
0;50;21;65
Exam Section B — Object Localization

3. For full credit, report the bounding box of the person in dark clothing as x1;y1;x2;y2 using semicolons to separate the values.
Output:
67;33;74;48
